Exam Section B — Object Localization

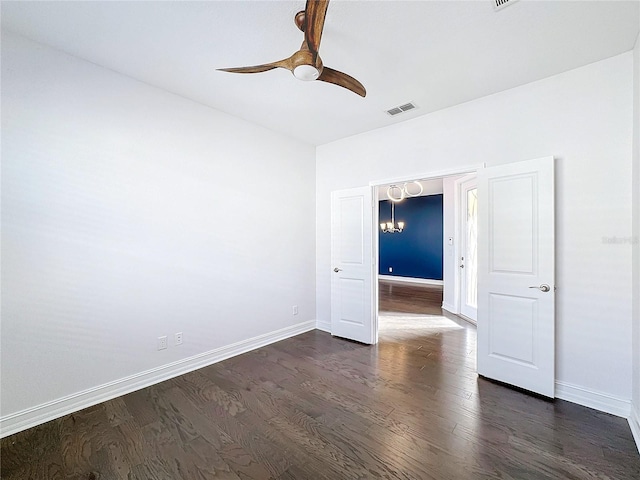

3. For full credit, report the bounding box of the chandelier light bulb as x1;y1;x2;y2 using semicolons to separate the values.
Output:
380;201;405;234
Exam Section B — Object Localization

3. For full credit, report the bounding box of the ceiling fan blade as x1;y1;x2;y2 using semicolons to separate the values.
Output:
218;58;292;74
305;0;329;54
317;67;366;97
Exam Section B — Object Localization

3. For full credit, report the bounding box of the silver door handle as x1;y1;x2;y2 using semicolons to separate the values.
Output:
529;284;551;292
333;267;342;273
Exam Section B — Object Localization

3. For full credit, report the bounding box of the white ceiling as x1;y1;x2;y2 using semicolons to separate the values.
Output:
2;1;639;146
377;178;444;201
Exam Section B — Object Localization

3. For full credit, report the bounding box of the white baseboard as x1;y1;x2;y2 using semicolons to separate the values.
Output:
555;381;631;418
442;302;458;314
458;314;477;326
630;404;640;454
379;275;443;286
316;320;331;333
0;320;316;438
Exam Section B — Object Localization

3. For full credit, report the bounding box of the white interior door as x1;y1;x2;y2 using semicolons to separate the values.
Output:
331;187;376;344
477;156;555;397
459;176;478;322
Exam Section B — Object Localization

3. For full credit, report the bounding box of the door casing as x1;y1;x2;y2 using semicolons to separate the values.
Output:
457;175;479;323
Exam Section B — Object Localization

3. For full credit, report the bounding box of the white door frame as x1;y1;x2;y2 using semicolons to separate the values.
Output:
368;164;483;343
456;174;479;323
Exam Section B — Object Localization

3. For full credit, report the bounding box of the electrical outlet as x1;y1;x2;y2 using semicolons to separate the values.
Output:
292;305;298;315
157;336;168;350
175;332;183;346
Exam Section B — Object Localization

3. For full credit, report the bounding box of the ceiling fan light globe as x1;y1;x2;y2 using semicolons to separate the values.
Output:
293;64;320;81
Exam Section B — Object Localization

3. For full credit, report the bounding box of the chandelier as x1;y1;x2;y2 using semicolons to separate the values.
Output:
380;201;404;233
380;182;423;234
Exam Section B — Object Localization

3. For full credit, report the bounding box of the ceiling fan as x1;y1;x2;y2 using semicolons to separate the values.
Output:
218;0;366;97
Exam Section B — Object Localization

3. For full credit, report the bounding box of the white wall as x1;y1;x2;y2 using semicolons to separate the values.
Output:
442;175;463;313
631;33;640;448
1;33;316;432
317;52;634;413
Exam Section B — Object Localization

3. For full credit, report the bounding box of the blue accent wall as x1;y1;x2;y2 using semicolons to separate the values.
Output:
379;194;443;280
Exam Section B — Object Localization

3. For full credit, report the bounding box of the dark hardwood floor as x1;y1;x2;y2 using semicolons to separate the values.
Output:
379;280;444;315
2;281;639;479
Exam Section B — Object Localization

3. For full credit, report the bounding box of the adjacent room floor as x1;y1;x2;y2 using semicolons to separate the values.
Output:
2;282;639;479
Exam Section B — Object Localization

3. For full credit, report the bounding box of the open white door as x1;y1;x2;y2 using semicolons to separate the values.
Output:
331;187;376;344
477;156;555;397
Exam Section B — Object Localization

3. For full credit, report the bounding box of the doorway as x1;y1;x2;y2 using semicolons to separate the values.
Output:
374;168;479;340
330;157;556;397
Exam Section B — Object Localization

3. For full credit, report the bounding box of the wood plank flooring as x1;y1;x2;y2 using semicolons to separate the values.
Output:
378;280;444;315
2;282;639;479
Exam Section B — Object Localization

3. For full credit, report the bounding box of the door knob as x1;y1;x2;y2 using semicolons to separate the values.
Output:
333;267;342;273
529;284;551;292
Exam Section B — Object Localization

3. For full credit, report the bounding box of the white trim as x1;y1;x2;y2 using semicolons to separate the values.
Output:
379;275;443;286
0;320;316;438
450;177;462;316
373;187;380;344
629;405;640;454
440;305;476;326
456;174;478;321
442;302;458;314
316;320;331;333
555;380;631;418
458;313;477;326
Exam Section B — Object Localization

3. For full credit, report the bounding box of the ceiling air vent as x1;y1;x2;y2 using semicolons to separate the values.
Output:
494;0;518;11
386;102;418;117
399;102;415;112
